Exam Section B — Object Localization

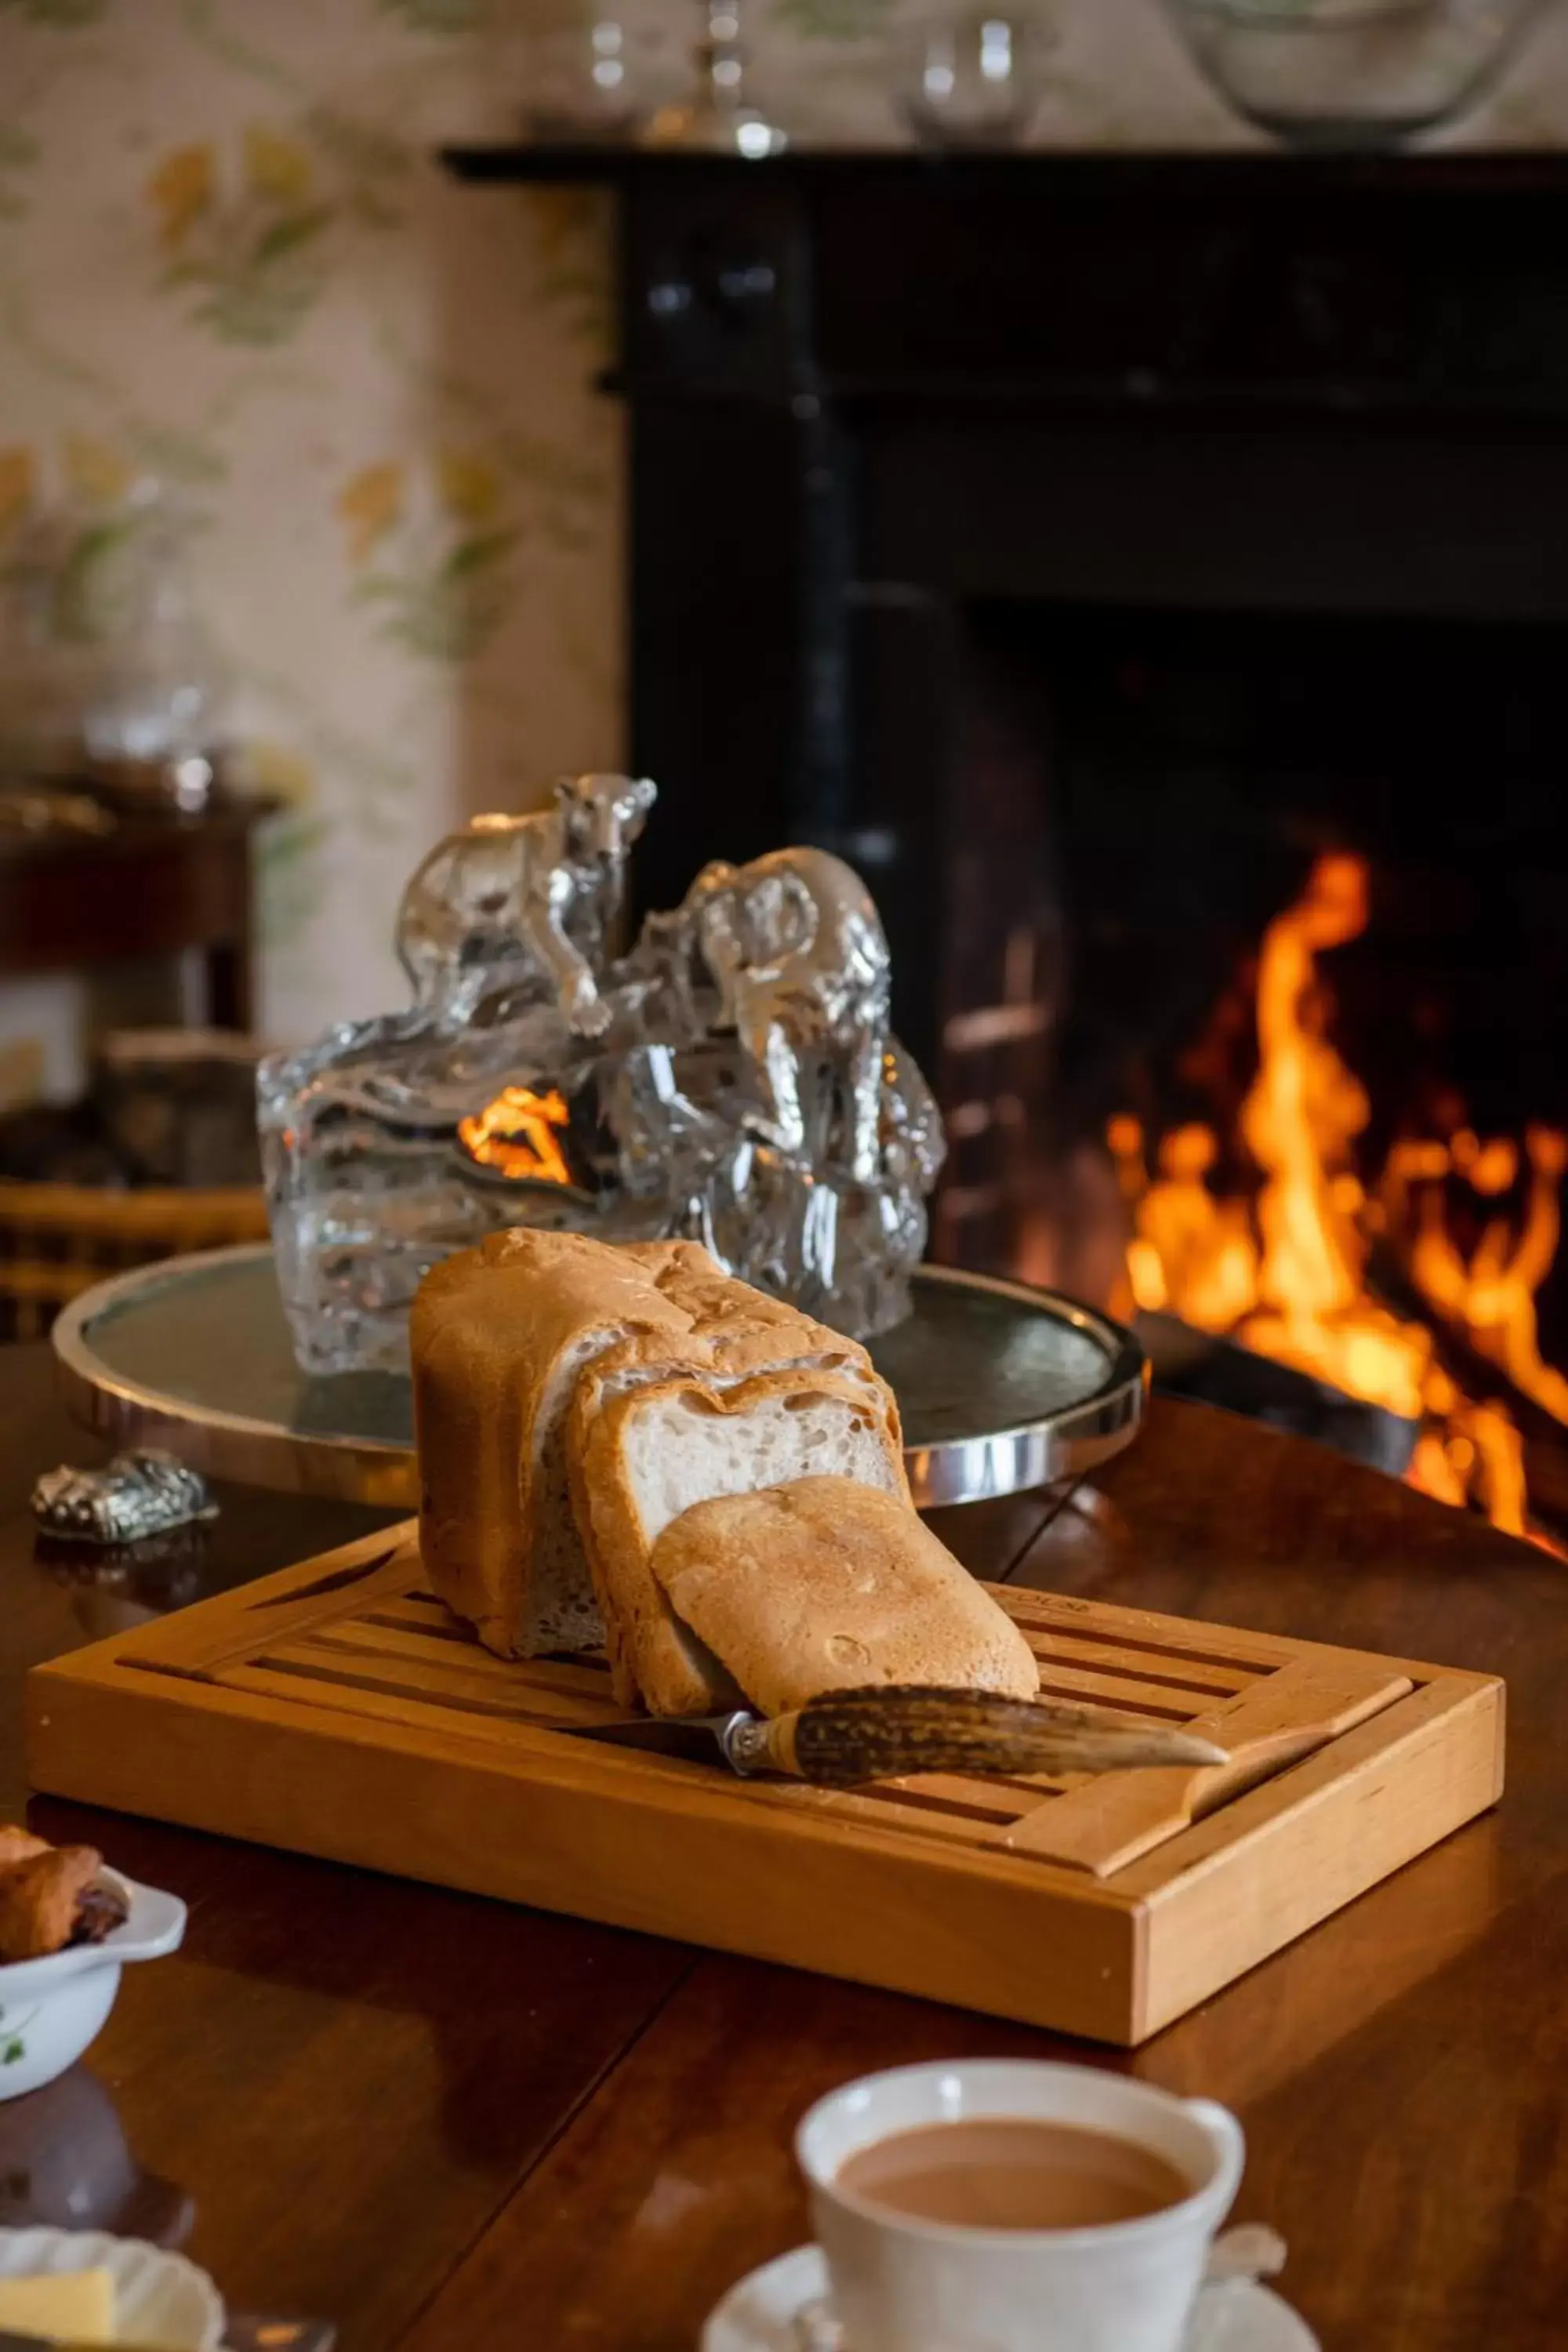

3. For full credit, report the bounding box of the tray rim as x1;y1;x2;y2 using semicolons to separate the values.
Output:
50;1246;1148;1509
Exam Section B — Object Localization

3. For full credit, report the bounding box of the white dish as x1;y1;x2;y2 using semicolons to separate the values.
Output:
0;1872;186;2100
701;2244;1321;2352
0;2224;223;2349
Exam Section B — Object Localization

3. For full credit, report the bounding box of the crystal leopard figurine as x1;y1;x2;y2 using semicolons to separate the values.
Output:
260;774;944;1374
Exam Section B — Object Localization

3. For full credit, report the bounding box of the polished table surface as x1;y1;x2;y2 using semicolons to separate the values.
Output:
0;1342;1560;2349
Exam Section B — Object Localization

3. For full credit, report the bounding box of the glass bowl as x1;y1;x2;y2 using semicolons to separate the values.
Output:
1163;0;1546;149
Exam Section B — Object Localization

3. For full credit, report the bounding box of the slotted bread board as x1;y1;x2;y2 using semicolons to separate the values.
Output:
25;1525;1504;2043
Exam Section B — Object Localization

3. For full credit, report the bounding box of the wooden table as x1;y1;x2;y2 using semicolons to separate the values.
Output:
0;1344;1559;2350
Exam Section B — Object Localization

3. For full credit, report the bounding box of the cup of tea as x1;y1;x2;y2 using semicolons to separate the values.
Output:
796;2058;1245;2352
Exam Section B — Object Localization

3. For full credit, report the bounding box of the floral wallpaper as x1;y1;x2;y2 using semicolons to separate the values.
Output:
0;0;619;1062
0;0;1559;1081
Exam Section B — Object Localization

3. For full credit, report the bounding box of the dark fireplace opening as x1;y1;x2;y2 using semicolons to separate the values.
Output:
578;147;1568;1537
933;594;1568;1540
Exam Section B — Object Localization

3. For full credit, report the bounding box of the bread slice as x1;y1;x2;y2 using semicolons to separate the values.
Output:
569;1354;908;1715
412;1229;696;1657
651;1476;1040;1716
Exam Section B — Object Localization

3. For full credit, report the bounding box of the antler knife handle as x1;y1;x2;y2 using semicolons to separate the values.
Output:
735;1686;1226;1788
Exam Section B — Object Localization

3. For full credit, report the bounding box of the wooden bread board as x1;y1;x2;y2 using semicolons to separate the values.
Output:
25;1524;1504;2045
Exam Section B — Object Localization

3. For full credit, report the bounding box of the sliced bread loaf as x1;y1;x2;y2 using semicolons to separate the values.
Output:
412;1229;904;1680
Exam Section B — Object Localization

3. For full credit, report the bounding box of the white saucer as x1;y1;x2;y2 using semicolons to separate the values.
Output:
701;2244;1320;2352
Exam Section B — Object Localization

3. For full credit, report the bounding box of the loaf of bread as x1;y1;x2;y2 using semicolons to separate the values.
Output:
651;1476;1039;1715
412;1230;1038;1726
412;1229;906;1696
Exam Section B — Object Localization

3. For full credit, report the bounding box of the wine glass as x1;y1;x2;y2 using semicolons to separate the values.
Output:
640;0;788;158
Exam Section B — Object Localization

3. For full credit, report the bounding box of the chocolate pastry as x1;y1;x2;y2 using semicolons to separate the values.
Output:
0;1844;127;1964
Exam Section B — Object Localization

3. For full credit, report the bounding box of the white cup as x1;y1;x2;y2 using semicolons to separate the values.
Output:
796;2058;1245;2352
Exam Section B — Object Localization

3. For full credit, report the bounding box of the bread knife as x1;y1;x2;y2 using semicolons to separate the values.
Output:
563;1686;1227;1787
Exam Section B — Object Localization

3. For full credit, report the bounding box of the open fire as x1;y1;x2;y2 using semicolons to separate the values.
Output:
1112;853;1568;1548
457;1085;574;1185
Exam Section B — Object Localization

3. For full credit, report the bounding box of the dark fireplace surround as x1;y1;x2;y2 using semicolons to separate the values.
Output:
445;147;1568;1359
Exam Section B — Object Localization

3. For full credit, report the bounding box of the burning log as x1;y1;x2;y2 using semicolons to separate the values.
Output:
1137;1305;1418;1479
1365;1245;1568;1544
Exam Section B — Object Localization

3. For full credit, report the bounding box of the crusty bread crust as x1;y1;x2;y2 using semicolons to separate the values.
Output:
568;1367;906;1711
412;1229;693;1655
651;1476;1040;1715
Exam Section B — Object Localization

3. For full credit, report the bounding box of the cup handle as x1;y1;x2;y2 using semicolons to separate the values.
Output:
1184;2097;1245;2224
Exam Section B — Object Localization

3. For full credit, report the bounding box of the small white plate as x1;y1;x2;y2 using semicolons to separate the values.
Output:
0;2224;224;2349
0;1872;187;2100
701;2244;1321;2352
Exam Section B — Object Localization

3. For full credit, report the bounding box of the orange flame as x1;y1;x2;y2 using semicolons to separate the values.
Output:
459;1086;573;1184
1116;852;1568;1548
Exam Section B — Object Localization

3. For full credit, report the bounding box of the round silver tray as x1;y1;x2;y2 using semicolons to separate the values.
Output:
52;1246;1145;1510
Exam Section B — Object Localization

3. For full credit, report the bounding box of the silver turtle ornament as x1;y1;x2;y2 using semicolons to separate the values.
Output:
32;1449;218;1546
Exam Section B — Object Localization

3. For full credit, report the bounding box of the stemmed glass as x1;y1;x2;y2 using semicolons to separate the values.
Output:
641;0;788;157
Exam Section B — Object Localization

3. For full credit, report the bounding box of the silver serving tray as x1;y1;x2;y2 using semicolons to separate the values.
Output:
52;1247;1145;1509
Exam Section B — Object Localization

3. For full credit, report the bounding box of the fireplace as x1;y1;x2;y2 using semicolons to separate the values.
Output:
943;597;1568;1234
445;144;1568;1538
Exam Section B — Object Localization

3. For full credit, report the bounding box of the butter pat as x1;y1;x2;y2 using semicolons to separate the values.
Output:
0;2267;116;2342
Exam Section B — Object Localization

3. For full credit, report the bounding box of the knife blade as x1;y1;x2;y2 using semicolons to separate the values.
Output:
224;2320;336;2351
0;2325;333;2352
563;1685;1227;1788
0;2324;333;2352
